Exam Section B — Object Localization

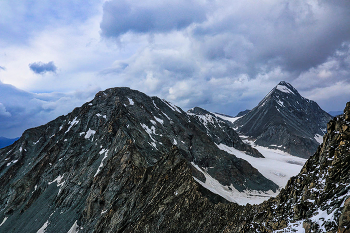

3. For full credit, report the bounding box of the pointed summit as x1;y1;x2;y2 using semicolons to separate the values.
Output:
234;81;332;158
275;81;298;95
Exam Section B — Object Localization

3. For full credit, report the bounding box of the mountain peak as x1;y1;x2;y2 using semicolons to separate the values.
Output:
275;81;298;95
234;81;332;158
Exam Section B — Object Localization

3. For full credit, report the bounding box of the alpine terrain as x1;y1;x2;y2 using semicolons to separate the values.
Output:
233;81;332;158
0;86;348;232
0;87;277;233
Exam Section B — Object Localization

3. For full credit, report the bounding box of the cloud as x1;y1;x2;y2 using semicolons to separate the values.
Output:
0;66;5;71
0;81;99;138
100;0;208;38
0;0;100;45
97;0;350;116
0;103;11;117
29;61;57;74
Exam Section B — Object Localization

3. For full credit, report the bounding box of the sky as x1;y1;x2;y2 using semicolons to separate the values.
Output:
0;0;350;138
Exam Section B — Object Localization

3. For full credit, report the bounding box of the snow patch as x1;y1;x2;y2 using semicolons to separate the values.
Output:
216;143;306;188
94;149;109;177
101;209;108;214
273;220;305;232
84;128;96;140
7;159;18;166
67;220;80;233
140;123;158;147
0;217;8;226
65;117;79;133
33;139;41;145
96;114;107;119
276;84;295;94
162;99;181;113
276;100;284;107
48;175;65;194
173;139;177;145
314;134;323;144
154;116;164;124
127;97;134;105
196;114;215;126
213;113;242;123
36;220;49;233
191;162;276;205
162;112;171;120
150;142;157;149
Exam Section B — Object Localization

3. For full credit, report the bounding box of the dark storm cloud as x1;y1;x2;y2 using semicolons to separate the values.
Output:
29;61;57;74
192;0;350;75
100;0;350;83
100;0;207;38
97;0;350;116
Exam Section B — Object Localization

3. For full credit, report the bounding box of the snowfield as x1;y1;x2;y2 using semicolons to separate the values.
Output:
192;138;307;205
217;142;307;188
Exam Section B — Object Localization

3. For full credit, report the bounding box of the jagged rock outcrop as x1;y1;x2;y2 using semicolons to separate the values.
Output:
233;81;332;158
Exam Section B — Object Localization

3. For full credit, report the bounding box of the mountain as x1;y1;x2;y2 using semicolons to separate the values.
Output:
235;109;250;117
233;81;332;158
1;87;349;232
0;87;278;232
187;107;263;158
0;137;19;149
329;111;343;117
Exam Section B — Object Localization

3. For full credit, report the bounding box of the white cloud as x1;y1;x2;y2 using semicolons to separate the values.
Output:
0;103;11;117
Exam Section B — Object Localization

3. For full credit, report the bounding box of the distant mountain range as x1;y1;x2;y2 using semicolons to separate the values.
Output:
232;81;332;158
328;111;343;117
0;137;19;149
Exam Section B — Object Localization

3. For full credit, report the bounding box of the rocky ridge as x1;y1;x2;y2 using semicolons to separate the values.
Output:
0;87;277;233
187;107;263;158
233;81;332;158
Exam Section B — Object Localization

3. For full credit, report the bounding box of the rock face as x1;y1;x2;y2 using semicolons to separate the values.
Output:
0;87;277;233
235;109;250;117
188;107;263;158
234;81;332;158
246;101;350;232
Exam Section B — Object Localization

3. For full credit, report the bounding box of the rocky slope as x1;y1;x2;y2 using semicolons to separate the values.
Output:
0;87;277;233
187;107;263;158
233;81;332;158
